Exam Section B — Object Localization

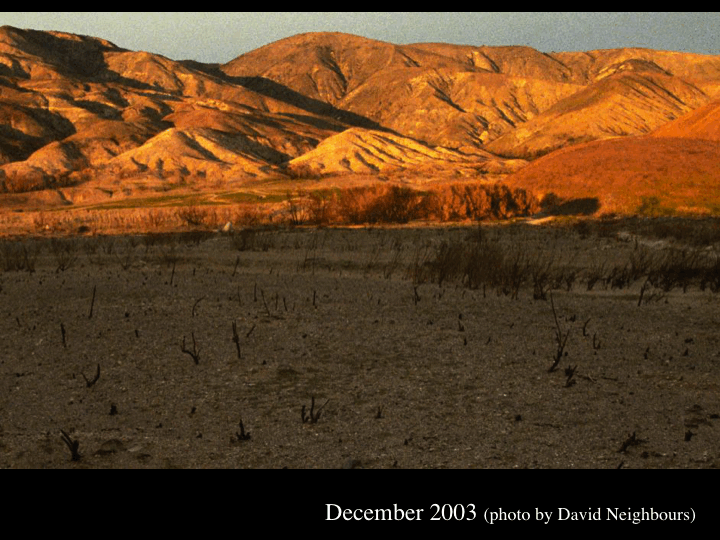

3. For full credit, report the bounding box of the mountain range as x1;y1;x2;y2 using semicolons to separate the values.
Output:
2;25;720;216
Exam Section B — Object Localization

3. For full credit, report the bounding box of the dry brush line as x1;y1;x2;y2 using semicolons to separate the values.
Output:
50;238;78;272
283;182;539;227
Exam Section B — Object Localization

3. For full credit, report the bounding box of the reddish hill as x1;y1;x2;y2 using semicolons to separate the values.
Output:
651;99;720;142
504;135;720;215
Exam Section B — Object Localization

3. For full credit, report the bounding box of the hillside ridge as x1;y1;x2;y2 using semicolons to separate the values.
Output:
2;26;720;216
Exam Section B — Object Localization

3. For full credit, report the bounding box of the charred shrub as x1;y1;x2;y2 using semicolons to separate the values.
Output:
0;240;38;272
426;230;528;298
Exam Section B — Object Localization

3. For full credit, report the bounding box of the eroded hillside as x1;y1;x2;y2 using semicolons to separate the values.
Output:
2;26;720;218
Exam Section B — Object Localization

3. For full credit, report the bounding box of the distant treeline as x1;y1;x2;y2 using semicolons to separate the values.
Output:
287;183;540;226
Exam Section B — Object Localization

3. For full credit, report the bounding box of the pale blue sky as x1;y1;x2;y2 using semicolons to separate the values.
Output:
1;12;718;63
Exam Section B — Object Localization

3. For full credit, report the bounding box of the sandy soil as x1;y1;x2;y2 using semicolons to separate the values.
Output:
1;223;719;468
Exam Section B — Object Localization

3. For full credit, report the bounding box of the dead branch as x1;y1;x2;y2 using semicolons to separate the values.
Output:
81;363;101;388
617;431;646;453
232;321;242;360
260;289;271;317
582;318;591;337
236;419;251;441
375;405;384;419
88;285;96;319
181;333;201;364
548;293;570;373
302;396;330;424
564;365;577;387
60;429;81;461
192;296;205;317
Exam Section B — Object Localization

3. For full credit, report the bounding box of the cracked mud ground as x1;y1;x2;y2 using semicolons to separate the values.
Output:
1;224;719;468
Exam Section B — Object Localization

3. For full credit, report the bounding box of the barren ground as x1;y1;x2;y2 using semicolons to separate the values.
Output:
2;222;720;468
